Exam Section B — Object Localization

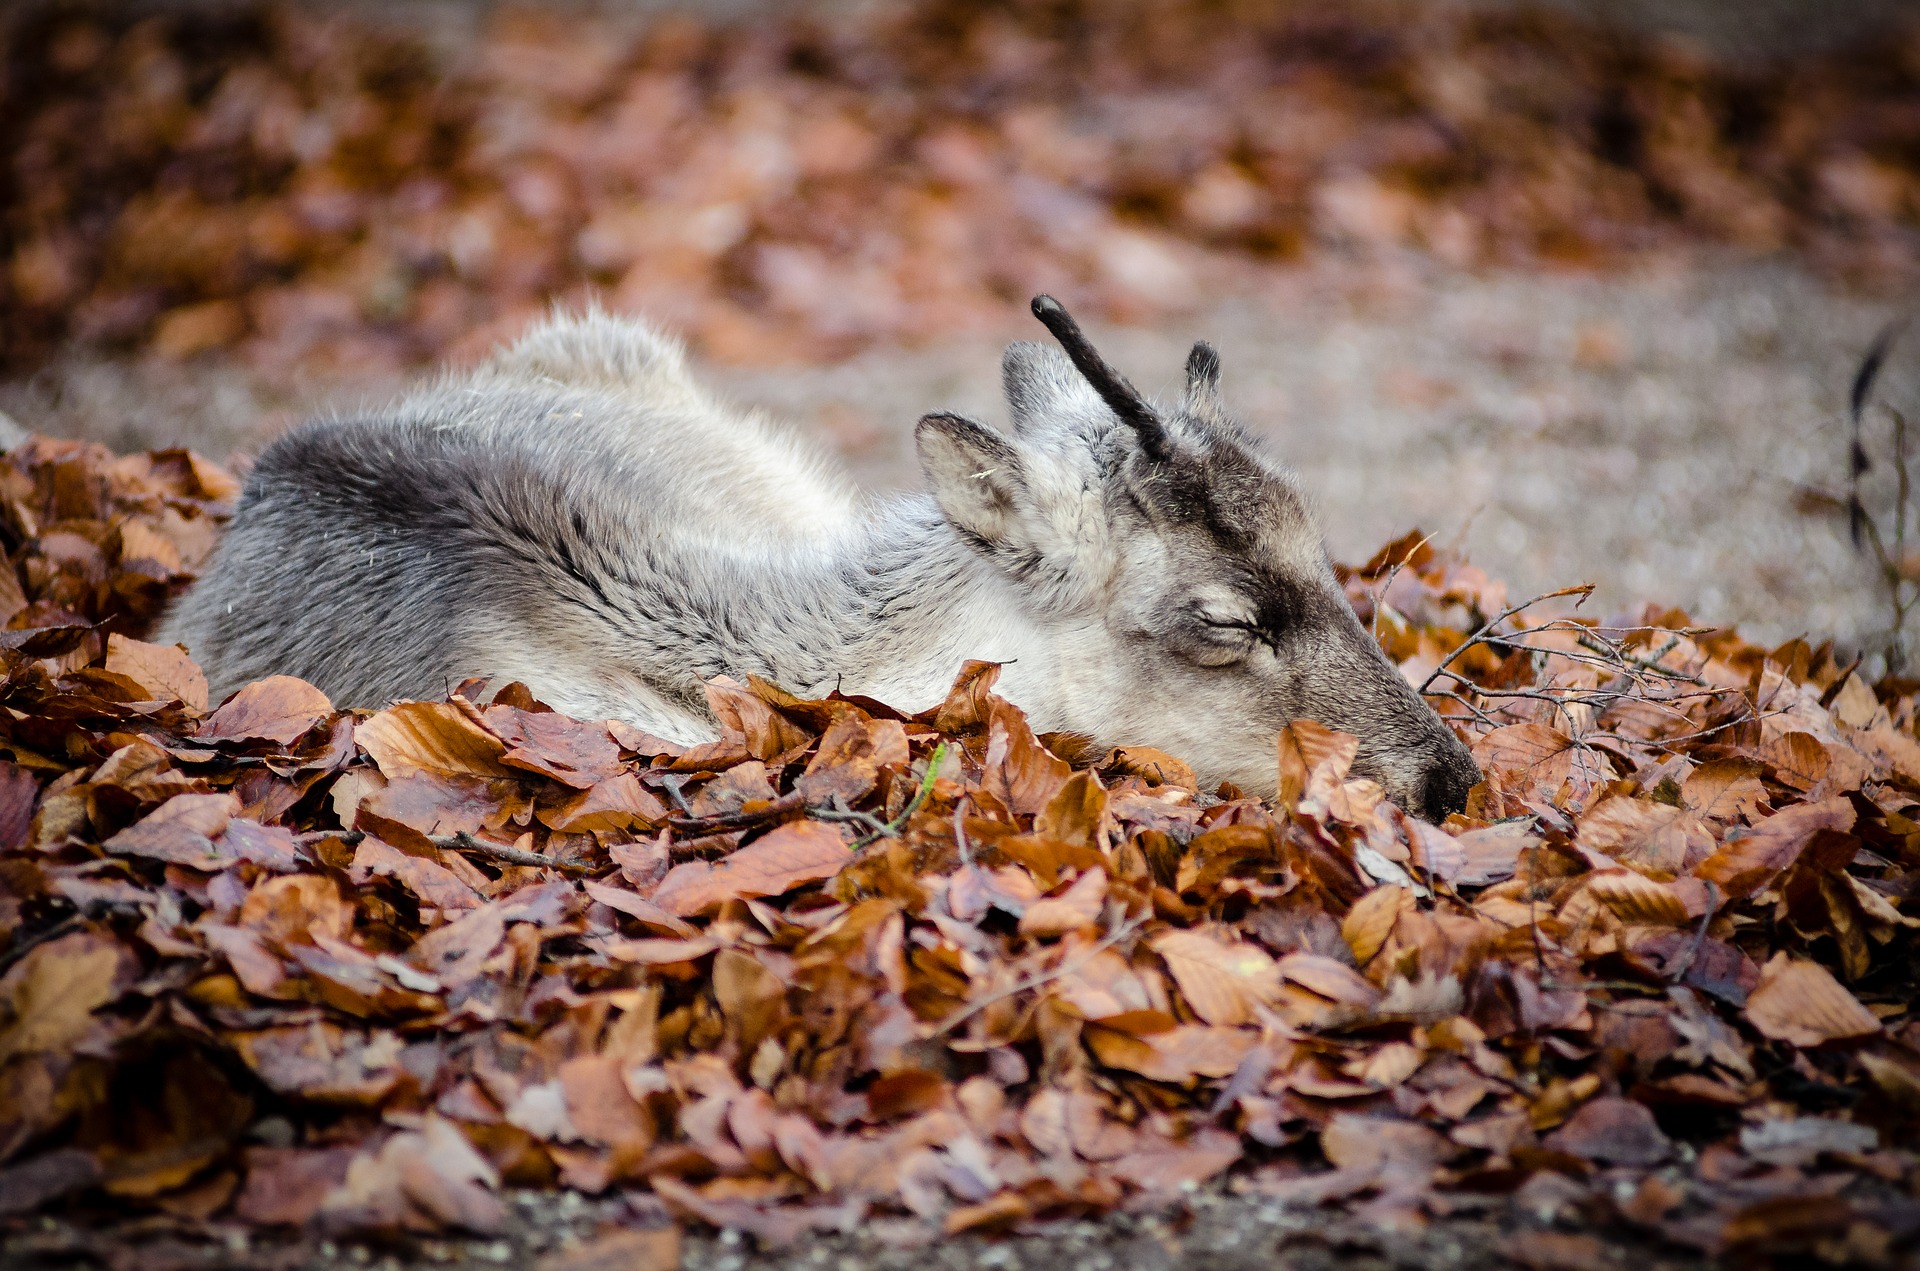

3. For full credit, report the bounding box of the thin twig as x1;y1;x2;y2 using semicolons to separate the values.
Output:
1666;881;1720;983
439;830;593;875
666;792;804;835
1419;584;1595;695
851;741;949;850
1370;531;1435;643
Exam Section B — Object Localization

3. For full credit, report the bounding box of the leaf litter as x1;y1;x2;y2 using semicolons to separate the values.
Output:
0;446;1916;1270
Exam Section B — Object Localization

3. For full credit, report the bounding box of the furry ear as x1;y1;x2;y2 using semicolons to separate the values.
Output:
1185;341;1222;411
1000;341;1098;434
915;412;1028;548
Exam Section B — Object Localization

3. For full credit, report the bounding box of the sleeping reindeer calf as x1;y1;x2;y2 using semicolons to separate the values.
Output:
160;297;1480;820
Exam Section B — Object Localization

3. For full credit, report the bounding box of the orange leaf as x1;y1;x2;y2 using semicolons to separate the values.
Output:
1744;954;1881;1046
357;701;512;780
1017;867;1107;937
199;676;333;746
651;821;851;917
1682;758;1768;822
1585;869;1690;926
1695;798;1854;898
1085;1023;1257;1082
104;634;208;711
1152;930;1279;1026
1277;719;1357;806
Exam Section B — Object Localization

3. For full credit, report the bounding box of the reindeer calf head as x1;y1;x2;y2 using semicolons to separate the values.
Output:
915;297;1480;822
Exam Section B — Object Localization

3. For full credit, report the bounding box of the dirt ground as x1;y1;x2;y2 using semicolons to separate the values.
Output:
6;249;1909;654
7;1172;1721;1271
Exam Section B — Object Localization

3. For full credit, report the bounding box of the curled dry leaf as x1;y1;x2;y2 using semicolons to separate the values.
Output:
199;677;333;746
1151;930;1279;1026
357;702;513;780
1744;954;1882;1047
651;821;851;917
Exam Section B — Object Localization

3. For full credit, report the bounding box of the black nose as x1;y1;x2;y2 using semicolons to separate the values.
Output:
1420;747;1480;821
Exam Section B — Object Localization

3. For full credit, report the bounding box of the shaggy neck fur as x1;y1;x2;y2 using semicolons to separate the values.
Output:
634;493;1076;727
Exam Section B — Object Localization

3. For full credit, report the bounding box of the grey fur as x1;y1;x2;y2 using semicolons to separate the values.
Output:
160;304;1479;820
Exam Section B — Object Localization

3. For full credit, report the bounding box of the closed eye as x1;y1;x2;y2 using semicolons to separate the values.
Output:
1202;617;1275;649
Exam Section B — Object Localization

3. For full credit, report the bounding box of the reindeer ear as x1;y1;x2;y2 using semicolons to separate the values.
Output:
1185;341;1222;411
1000;341;1090;434
915;412;1028;547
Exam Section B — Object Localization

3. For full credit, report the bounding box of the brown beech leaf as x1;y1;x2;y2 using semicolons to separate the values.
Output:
483;706;625;789
1585;869;1690;926
0;929;130;1062
983;696;1071;816
1036;769;1107;848
794;712;909;805
1695;798;1854;898
1017;868;1108;938
1276;719;1358;807
199;676;333;745
104;792;240;869
543;773;669;833
1084;1023;1257;1082
1106;1127;1241;1193
1472;722;1572;778
651;821;851;917
349;835;485;912
1342;884;1413;966
1152;929;1279;1026
358;701;513;780
1744;954;1881;1046
1760;731;1830;791
1682;758;1768;821
1542;1096;1672;1166
104;634;207;710
233;1024;407;1105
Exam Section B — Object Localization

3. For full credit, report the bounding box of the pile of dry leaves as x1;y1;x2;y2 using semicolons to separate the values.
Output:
3;0;1918;375
1;436;1918;1268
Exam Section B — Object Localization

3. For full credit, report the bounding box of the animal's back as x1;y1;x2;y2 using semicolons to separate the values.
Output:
159;311;860;719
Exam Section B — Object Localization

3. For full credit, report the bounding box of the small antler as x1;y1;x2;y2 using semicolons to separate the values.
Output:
1030;295;1171;460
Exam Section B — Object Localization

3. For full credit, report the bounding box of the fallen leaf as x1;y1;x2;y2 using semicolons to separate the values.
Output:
358;701;513;780
1543;1096;1672;1167
199;677;333;746
1695;798;1854;898
104;792;240;869
104;634;208;710
1744;954;1881;1046
1084;1023;1257;1082
651;821;851;917
0;930;128;1062
1152;929;1279;1025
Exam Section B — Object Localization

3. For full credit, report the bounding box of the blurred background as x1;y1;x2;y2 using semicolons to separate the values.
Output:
1;0;1917;650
